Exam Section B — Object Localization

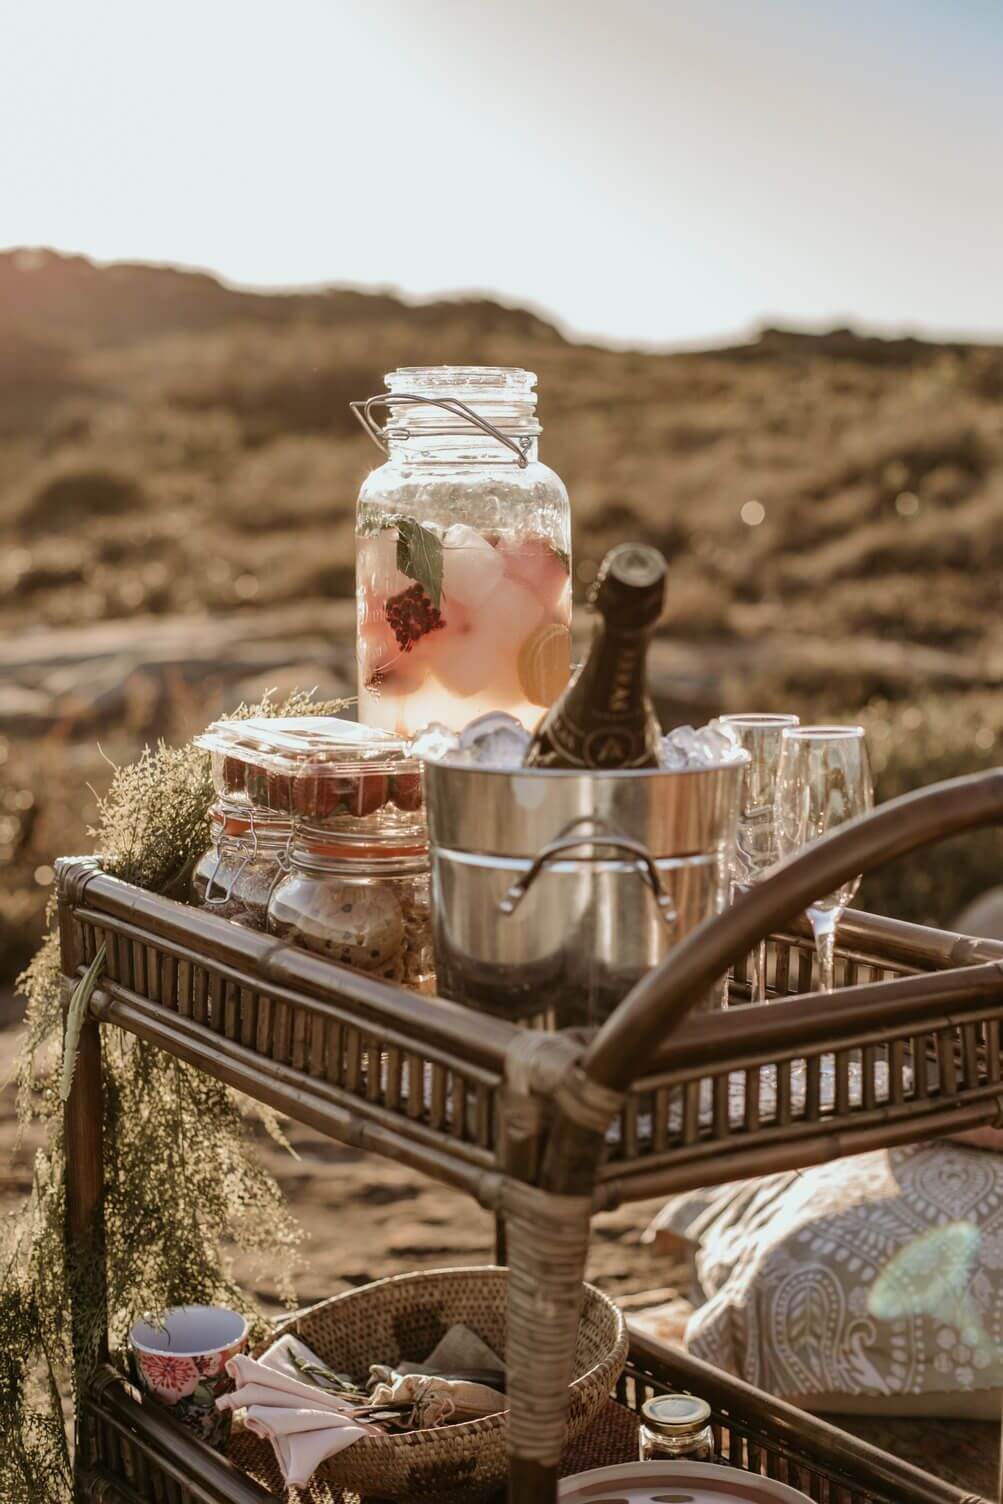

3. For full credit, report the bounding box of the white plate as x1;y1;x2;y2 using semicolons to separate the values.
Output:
558;1459;813;1503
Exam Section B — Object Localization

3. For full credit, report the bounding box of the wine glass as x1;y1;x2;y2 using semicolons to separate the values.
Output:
718;713;800;1002
775;726;873;994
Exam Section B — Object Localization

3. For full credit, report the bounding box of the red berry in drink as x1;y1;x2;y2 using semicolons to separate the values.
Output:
385;583;444;653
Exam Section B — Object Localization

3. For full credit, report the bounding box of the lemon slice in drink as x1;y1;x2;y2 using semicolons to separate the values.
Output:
518;623;571;707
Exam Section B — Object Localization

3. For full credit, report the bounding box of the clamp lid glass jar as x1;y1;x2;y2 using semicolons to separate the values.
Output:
353;367;572;737
267;826;434;991
638;1393;714;1462
192;802;293;930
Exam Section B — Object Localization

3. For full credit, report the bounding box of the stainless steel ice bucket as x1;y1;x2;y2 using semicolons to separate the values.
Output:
424;758;747;1028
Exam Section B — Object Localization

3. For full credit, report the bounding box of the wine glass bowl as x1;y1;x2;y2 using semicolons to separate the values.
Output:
775;725;874;993
719;714;801;885
718;712;800;1001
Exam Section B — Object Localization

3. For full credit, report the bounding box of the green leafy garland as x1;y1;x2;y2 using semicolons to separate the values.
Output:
1;690;344;1503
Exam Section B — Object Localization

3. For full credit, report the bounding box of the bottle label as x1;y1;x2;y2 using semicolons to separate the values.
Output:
538;708;655;769
525;554;665;770
604;638;642;714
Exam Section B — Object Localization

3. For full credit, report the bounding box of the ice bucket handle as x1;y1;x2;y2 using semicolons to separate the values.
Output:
497;817;677;927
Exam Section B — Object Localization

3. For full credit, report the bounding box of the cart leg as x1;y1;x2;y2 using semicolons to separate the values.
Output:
59;864;109;1504
510;1457;561;1502
503;1184;592;1504
494;1212;507;1266
65;1011;109;1501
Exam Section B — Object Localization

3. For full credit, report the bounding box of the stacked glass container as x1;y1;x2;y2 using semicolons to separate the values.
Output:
268;828;434;990
192;803;293;930
197;717;423;831
193;717;432;990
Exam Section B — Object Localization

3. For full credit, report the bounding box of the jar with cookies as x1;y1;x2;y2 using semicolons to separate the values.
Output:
266;828;434;992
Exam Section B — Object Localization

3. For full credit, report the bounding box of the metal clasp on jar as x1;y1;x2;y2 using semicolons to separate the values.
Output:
351;393;534;469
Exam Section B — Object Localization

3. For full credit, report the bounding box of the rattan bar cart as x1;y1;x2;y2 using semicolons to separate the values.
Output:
59;769;1003;1504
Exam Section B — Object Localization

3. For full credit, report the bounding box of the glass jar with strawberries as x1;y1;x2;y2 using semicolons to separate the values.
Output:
195;717;425;837
353;367;572;737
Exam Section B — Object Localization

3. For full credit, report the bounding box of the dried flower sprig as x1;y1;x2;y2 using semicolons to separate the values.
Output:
2;688;344;1503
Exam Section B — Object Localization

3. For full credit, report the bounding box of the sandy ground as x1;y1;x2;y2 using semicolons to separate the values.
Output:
236;1117;676;1316
1;997;997;1497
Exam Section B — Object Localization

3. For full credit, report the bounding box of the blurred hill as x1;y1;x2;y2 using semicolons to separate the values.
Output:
2;246;1002;973
4;247;1002;685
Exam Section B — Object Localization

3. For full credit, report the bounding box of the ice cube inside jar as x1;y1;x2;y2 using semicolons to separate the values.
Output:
357;526;572;735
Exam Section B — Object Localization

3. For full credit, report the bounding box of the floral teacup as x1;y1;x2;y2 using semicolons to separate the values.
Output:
129;1305;248;1447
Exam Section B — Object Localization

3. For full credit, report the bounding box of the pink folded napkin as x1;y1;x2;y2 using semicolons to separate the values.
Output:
217;1338;382;1488
217;1329;507;1489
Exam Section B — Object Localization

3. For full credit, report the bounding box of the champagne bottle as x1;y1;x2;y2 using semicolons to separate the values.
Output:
524;542;666;769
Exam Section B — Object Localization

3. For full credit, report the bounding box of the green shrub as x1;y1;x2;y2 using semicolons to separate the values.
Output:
858;692;1003;928
20;466;144;532
0;888;46;982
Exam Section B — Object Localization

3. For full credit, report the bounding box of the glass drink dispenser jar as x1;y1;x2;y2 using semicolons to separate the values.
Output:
353;367;572;737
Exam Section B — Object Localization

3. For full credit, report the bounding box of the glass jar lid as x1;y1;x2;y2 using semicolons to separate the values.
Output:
385;367;540;434
351;366;541;466
197;715;407;770
208;801;293;848
640;1393;712;1434
291;822;428;869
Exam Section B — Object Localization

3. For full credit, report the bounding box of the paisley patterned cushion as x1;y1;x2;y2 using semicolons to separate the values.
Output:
652;1143;1003;1412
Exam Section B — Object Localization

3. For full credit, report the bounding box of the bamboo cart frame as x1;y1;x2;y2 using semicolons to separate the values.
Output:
57;769;1003;1504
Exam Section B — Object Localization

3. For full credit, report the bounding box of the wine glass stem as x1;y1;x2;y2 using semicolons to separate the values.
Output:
810;909;839;994
751;938;768;1003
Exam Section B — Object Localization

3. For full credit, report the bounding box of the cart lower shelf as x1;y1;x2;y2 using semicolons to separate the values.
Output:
225;1398;642;1501
80;1332;990;1504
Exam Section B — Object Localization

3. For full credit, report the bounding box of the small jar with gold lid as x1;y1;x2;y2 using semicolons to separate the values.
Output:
638;1393;714;1463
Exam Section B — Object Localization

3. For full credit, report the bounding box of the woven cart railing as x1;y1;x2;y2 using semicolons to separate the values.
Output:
56;768;1003;1504
507;770;1003;1503
79;1335;988;1504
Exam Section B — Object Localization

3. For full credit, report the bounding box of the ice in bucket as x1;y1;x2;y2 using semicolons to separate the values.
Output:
411;714;744;774
408;713;531;769
458;713;532;768
660;719;746;770
408;722;462;762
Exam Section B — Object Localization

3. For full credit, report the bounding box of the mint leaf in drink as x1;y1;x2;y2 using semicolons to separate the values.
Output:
396;518;443;608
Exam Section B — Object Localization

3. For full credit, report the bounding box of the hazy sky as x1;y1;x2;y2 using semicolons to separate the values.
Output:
3;0;1002;347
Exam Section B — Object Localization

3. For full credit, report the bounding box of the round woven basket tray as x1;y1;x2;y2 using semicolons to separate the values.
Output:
273;1265;628;1500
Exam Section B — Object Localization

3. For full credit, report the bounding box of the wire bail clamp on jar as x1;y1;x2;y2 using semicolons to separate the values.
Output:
350;393;534;468
201;806;294;912
201;836;248;910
